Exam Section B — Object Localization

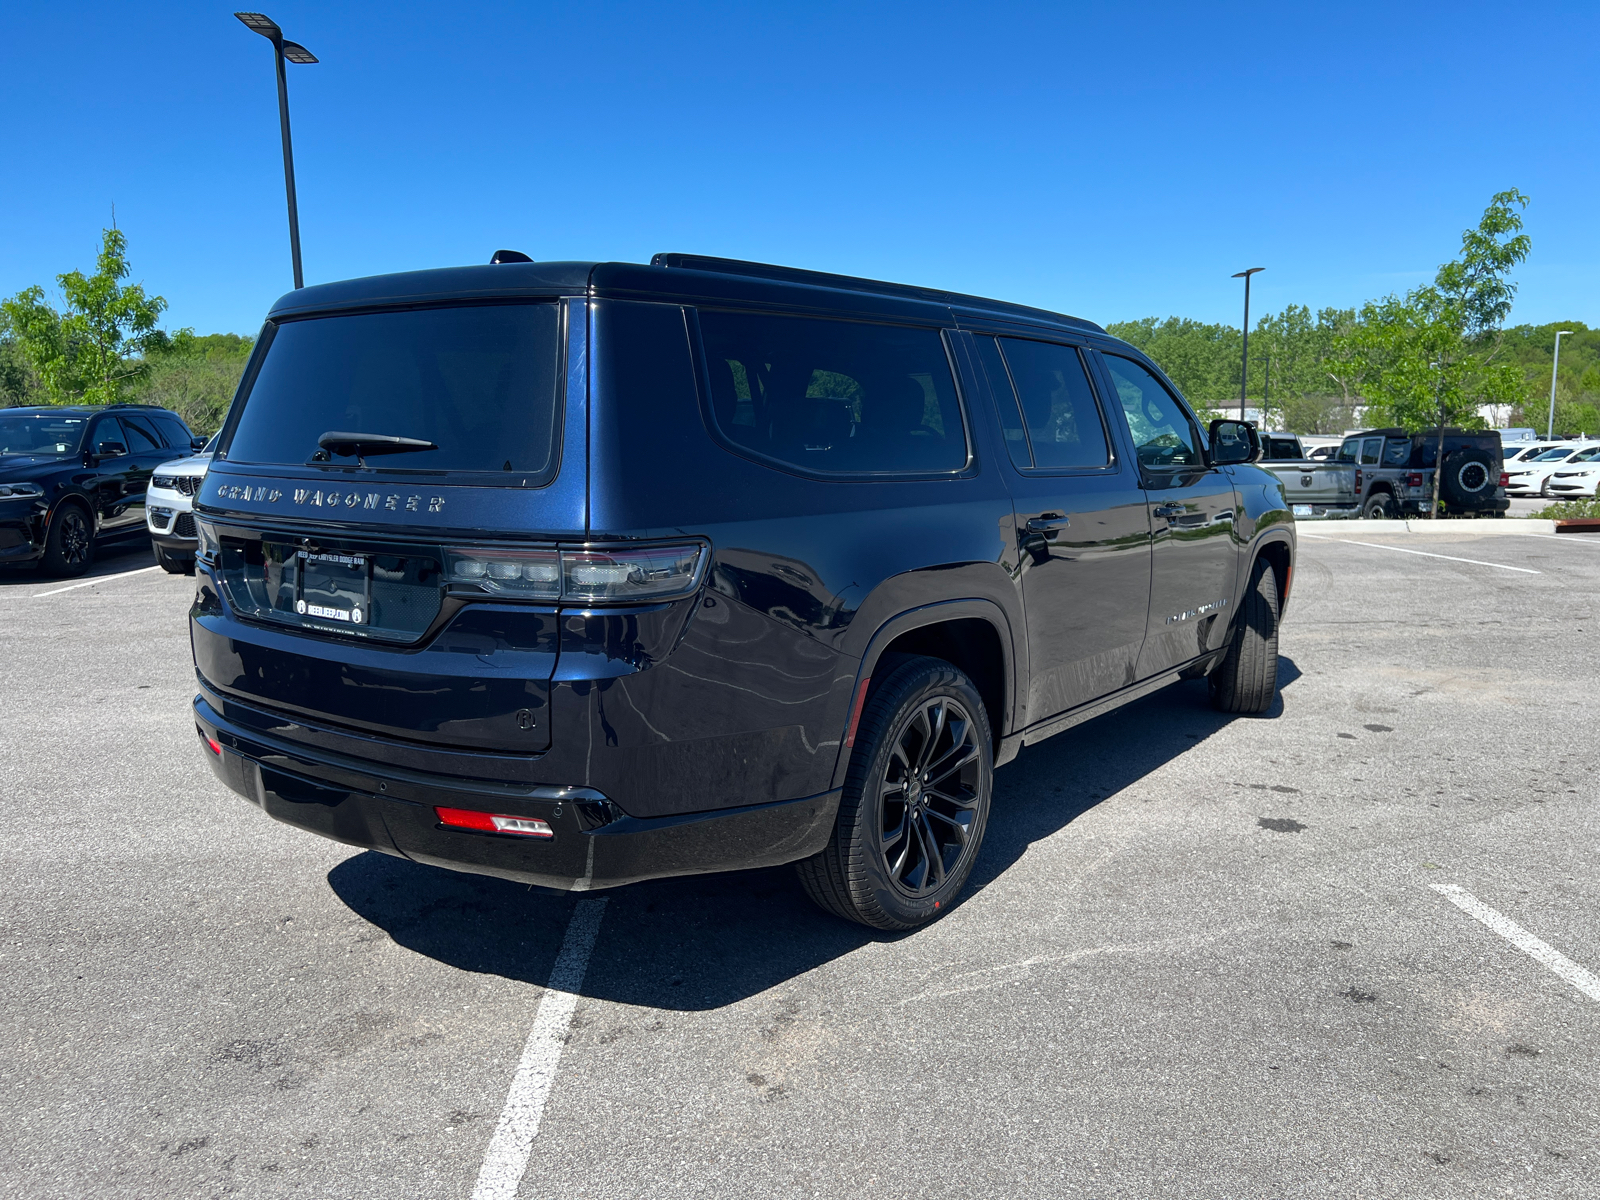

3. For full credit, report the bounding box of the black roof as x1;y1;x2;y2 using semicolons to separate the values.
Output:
266;255;1103;335
1346;427;1499;440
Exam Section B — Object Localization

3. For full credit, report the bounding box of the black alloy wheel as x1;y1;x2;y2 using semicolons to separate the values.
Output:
41;505;94;577
797;655;992;930
879;694;983;897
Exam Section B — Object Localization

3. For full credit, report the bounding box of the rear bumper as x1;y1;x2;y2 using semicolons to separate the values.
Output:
194;695;839;890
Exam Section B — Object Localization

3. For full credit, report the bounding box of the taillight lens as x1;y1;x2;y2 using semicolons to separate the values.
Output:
445;543;706;604
435;807;554;838
1407;473;1423;487
1499;472;1510;487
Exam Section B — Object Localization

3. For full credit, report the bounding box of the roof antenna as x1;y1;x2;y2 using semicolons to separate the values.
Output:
491;249;533;264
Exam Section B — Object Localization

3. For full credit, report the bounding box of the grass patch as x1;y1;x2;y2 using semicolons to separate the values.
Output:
1527;498;1600;519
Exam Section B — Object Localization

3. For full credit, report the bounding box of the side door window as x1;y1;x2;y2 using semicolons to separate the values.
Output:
1102;356;1203;469
92;416;129;456
992;338;1111;470
1336;440;1359;463
1360;437;1383;466
121;415;164;454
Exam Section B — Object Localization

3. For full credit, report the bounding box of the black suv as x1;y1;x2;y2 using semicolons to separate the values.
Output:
191;255;1295;929
0;404;204;576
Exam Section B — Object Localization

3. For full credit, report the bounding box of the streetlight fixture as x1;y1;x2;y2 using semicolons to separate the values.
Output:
1547;330;1573;439
1232;268;1264;423
235;12;318;289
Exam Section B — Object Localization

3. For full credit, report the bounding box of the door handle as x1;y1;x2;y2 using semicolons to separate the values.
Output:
1025;514;1070;532
1152;503;1186;519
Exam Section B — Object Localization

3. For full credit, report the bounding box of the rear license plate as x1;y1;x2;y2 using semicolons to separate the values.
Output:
1292;504;1313;517
296;551;370;626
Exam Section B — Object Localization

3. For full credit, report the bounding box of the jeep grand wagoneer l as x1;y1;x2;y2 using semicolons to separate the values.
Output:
191;254;1293;929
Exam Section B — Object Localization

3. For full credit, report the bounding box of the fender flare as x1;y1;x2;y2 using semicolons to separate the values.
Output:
45;489;97;536
828;597;1018;791
1249;529;1296;616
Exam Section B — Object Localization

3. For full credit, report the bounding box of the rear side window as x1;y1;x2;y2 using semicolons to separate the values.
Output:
152;413;195;447
1360;437;1383;465
993;338;1110;470
226;303;562;485
1383;438;1410;465
698;310;967;476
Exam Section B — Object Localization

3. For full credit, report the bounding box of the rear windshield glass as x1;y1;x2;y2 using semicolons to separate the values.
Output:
225;303;562;484
698;310;967;476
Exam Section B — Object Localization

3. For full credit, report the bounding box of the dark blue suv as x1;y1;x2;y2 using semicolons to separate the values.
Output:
190;254;1293;929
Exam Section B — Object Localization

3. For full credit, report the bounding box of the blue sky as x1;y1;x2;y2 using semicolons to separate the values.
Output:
2;2;1595;337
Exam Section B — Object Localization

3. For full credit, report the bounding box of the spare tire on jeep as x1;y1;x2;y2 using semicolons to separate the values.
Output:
1441;446;1495;511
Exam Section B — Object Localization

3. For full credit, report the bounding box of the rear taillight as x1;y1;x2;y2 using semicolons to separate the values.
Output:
1499;472;1510;487
1407;473;1423;487
444;543;707;603
1355;469;1363;490
434;807;554;838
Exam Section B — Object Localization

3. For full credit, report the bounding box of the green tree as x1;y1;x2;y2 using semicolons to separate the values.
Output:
1;228;169;405
1331;190;1532;431
128;331;255;434
0;309;47;407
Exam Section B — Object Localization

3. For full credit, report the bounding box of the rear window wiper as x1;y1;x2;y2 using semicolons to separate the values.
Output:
312;431;439;468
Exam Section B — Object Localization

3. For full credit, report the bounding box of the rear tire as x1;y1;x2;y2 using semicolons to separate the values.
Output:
39;504;94;577
1209;557;1280;715
1361;493;1396;519
797;656;992;930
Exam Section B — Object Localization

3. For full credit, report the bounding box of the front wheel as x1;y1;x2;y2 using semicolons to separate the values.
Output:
797;656;992;930
39;504;94;577
1210;556;1281;714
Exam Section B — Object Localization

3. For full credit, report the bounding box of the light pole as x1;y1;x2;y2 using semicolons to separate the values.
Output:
1430;361;1444;520
235;12;318;289
1232;267;1264;422
1547;330;1573;439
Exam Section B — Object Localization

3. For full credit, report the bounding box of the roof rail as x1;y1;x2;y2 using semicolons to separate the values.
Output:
649;252;1100;331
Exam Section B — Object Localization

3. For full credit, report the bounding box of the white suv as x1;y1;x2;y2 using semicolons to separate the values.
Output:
146;436;216;573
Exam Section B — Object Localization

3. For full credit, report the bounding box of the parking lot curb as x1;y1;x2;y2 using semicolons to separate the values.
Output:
1302;518;1562;535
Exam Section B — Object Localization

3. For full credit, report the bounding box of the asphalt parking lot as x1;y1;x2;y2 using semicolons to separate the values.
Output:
4;529;1599;1200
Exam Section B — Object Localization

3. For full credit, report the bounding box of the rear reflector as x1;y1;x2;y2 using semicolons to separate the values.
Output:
843;675;872;748
198;727;221;755
434;806;554;838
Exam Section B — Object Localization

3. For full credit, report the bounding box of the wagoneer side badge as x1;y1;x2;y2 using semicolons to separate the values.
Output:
208;480;446;514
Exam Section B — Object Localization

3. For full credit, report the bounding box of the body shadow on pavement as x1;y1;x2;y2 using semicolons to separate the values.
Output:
328;660;1300;1011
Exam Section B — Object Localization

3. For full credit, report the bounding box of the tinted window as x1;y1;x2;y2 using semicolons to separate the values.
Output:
92;417;128;452
1360;438;1383;465
1103;355;1201;468
1382;438;1411;465
152;413;194;447
699;310;966;475
1336;440;1358;463
121;415;163;453
996;339;1109;469
973;336;1032;471
1264;437;1303;460
227;304;562;483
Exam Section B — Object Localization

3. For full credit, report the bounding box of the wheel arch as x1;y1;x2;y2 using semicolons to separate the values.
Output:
1253;534;1294;618
830;599;1016;791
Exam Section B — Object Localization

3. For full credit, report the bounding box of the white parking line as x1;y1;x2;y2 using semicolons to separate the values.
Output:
1299;534;1540;574
472;898;608;1200
32;565;163;598
1431;884;1600;1002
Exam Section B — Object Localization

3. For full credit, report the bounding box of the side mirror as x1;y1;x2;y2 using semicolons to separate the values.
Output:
191;436;208;451
1207;420;1260;466
95;441;128;459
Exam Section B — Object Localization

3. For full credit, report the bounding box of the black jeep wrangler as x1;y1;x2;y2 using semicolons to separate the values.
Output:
190;254;1294;929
